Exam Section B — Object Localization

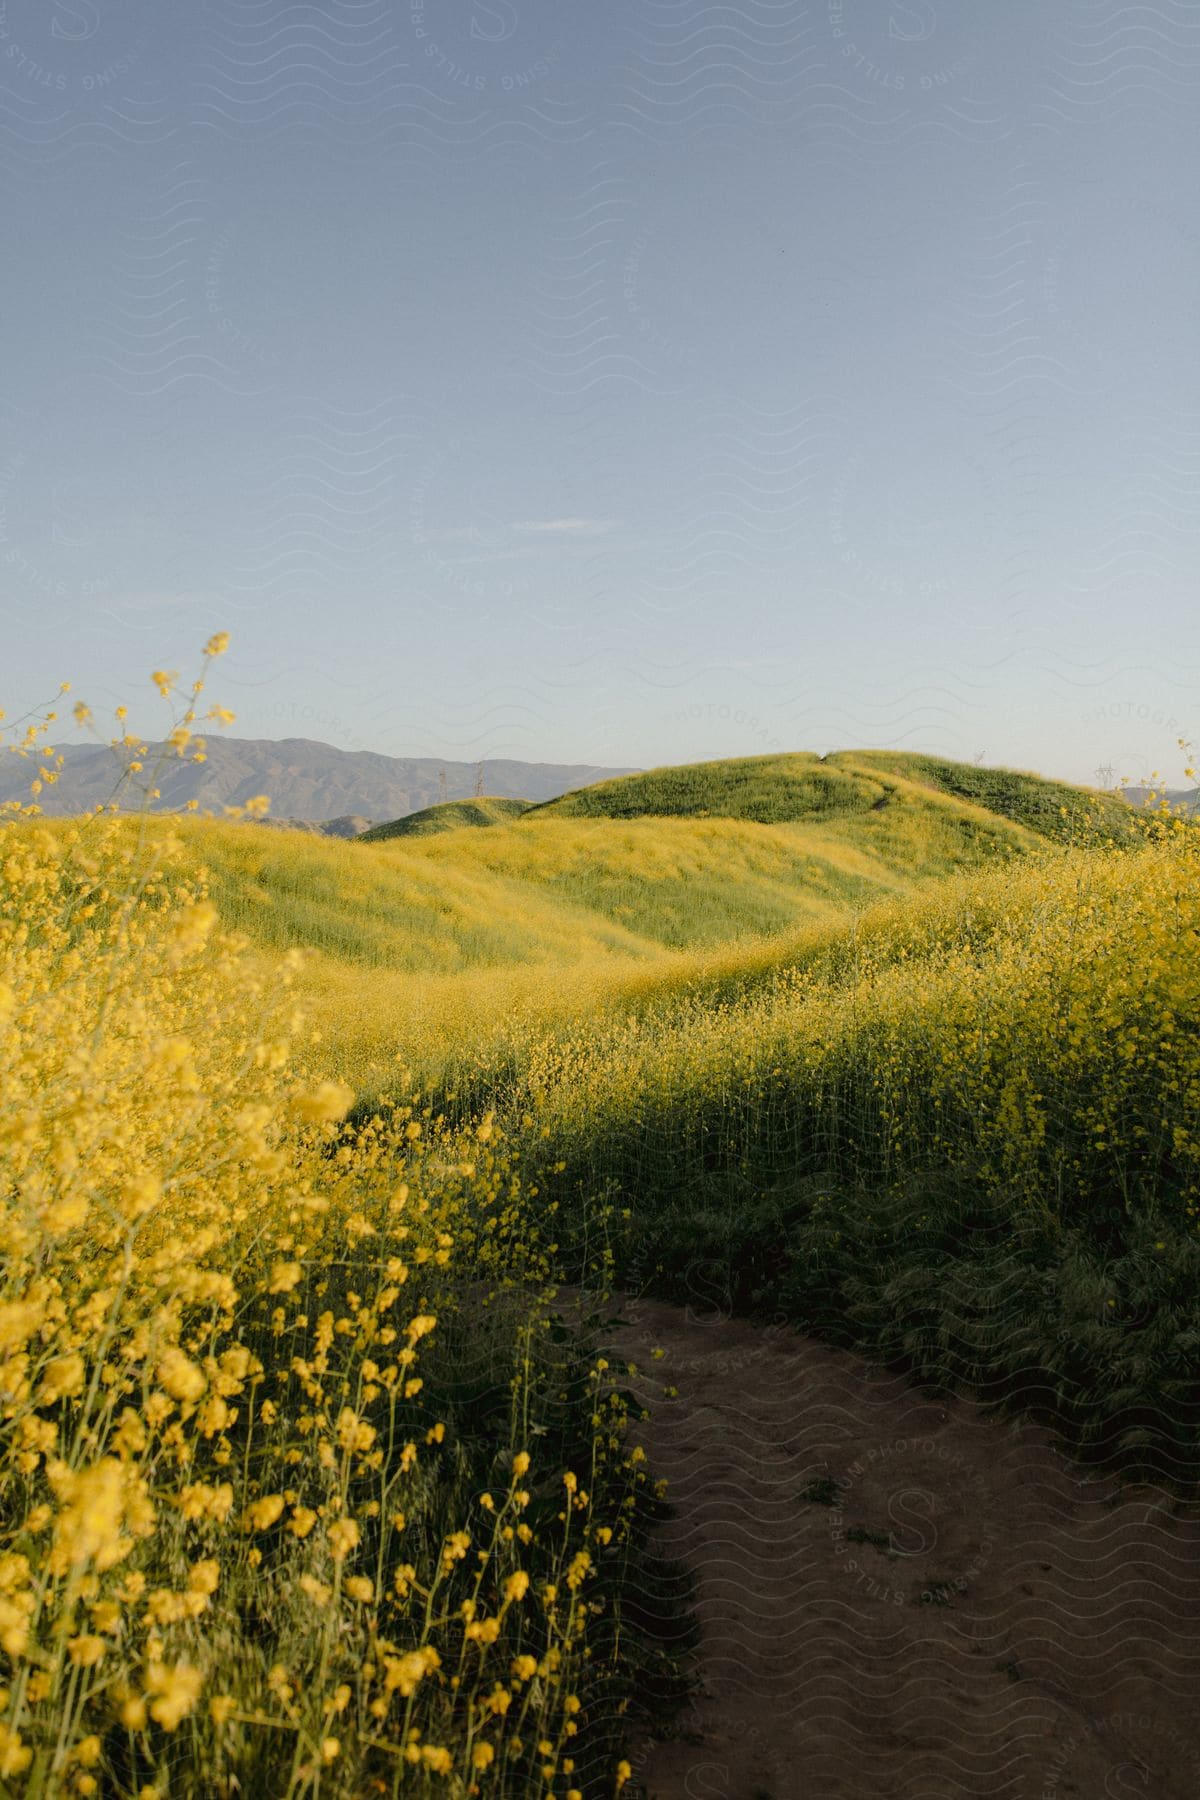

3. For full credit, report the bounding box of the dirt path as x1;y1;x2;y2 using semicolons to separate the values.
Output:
602;1294;1200;1800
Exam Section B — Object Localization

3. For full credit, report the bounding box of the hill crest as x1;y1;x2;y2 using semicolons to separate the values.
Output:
529;750;1142;846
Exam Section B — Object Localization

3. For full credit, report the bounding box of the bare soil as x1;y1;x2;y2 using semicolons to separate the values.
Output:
604;1293;1200;1800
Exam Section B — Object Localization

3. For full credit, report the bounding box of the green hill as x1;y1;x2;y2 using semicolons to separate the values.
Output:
846;751;1145;844
59;737;1198;1489
187;750;1146;988
533;752;872;824
359;797;532;841
537;750;1143;845
155;744;1169;1117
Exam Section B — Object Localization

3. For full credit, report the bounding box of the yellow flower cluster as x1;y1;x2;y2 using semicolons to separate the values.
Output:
0;670;641;1796
509;827;1200;1226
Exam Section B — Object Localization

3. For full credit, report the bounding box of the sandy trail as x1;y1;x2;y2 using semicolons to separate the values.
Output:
601;1294;1200;1800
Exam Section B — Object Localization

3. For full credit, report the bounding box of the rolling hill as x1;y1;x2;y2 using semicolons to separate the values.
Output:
535;749;1142;844
190;749;1147;977
359;797;532;841
13;739;1198;1503
152;748;1157;1104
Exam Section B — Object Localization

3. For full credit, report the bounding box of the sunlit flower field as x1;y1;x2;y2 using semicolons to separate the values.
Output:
3;641;1198;1791
0;650;651;1798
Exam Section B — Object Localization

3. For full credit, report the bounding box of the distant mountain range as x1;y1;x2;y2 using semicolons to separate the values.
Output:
1124;786;1199;813
0;737;638;825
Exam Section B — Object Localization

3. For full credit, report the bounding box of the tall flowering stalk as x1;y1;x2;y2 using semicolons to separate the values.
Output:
0;651;639;1798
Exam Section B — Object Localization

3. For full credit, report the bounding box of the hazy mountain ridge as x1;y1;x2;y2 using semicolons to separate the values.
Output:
0;737;638;823
1124;785;1199;813
255;815;378;839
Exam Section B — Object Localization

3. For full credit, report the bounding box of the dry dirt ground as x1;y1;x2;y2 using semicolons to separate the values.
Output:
600;1294;1200;1800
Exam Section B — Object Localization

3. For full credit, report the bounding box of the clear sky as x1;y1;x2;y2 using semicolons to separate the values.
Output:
3;0;1198;787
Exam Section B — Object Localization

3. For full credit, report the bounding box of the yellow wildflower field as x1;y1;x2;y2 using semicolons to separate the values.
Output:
0;661;649;1798
3;645;1196;1791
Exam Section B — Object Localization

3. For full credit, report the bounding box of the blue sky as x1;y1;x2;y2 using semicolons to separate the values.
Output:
3;0;1199;786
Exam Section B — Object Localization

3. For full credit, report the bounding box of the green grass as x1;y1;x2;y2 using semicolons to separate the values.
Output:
535;749;1145;846
359;797;532;841
189;819;654;973
535;753;880;825
166;752;1200;1484
847;751;1146;846
190;751;1128;980
420;835;1200;1486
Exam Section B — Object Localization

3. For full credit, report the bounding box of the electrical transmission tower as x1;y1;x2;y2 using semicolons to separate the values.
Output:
437;768;447;805
474;762;485;798
1095;763;1115;790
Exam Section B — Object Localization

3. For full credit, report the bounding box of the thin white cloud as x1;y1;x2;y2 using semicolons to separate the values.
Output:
451;548;550;565
510;518;614;537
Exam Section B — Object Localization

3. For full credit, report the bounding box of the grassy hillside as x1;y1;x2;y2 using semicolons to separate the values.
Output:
359;796;532;840
536;752;875;824
538;749;1144;845
5;684;1200;1796
847;750;1146;844
189;770;1200;1482
169;750;1157;1104
456;832;1200;1479
199;749;1112;974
